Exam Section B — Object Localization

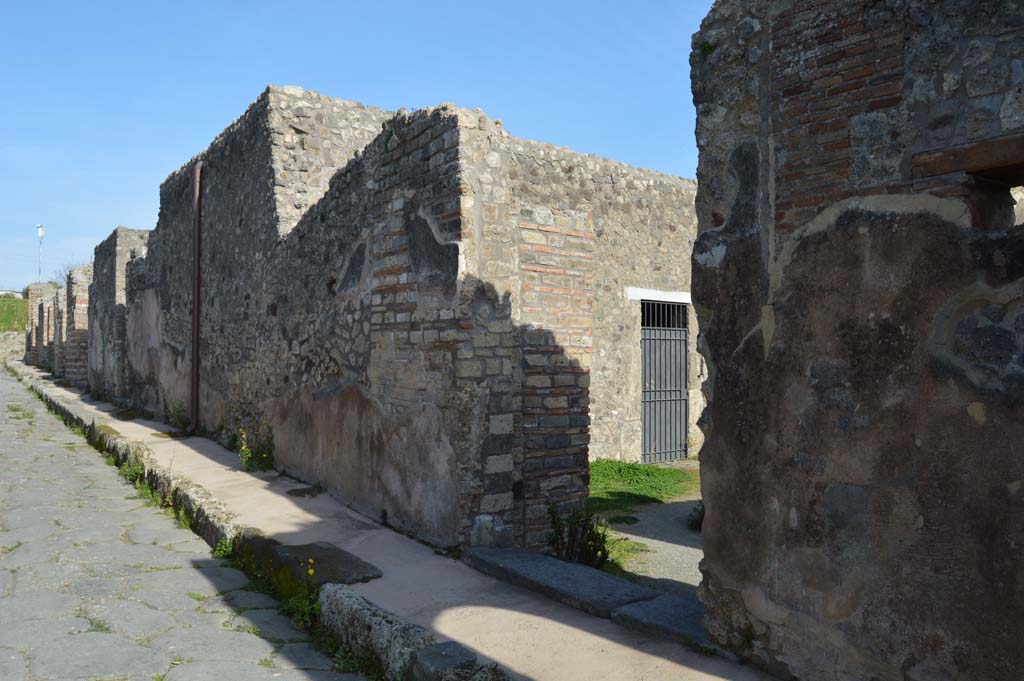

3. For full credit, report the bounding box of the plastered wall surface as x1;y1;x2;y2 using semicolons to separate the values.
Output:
691;2;1024;679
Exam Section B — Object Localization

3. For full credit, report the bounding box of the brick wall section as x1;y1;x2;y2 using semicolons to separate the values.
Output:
65;264;93;387
510;189;595;546
459;117;698;545
769;1;1024;235
770;3;907;234
50;286;67;377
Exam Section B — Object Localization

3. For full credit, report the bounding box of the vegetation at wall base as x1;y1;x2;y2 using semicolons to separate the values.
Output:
547;503;611;569
238;428;275;472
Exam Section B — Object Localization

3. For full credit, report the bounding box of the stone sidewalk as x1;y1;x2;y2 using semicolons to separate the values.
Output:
0;368;361;680
5;363;771;681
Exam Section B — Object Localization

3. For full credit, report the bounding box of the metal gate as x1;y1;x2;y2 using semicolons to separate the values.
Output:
641;300;688;463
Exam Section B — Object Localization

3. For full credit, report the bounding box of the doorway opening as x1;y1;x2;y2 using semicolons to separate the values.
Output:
640;299;689;464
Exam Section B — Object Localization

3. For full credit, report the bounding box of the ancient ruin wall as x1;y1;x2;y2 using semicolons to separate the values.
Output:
129;89;486;545
258;105;475;547
459;116;700;544
25;282;59;367
89;227;150;401
691;2;1024;680
126;85;699;548
50;286;66;377
126;86;392;420
65;265;93;387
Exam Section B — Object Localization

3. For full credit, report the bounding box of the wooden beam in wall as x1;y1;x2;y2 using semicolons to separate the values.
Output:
912;133;1024;185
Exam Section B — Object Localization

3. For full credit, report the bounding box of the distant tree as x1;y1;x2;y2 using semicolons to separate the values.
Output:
51;262;87;288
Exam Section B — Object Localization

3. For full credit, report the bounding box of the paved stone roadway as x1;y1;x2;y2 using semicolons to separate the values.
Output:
0;372;362;681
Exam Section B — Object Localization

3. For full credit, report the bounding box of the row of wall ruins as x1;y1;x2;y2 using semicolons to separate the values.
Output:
23;269;93;386
21;85;702;551
19;3;1024;671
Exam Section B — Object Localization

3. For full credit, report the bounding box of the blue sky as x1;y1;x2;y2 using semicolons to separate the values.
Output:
0;0;710;291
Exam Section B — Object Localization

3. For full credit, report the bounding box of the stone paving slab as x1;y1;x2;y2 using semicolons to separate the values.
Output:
463;547;660;618
0;368;362;681
6;363;774;681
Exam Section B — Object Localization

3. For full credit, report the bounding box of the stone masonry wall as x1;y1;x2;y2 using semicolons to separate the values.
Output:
124;85;697;549
25;282;58;368
458;116;699;545
126;86;392;420
692;2;1024;680
65;265;93;387
90;227;150;402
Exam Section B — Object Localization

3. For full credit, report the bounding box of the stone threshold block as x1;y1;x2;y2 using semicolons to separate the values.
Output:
464;547;720;654
463;547;658;618
463;548;716;652
611;594;717;654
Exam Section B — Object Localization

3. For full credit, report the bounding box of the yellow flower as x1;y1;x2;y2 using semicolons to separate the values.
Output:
307;568;315;576
308;558;314;564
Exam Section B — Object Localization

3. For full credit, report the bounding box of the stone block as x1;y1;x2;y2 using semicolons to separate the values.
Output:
408;641;478;681
464;548;659;618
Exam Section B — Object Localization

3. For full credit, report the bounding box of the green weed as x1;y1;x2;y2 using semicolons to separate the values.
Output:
212;538;234;560
238;428;275;472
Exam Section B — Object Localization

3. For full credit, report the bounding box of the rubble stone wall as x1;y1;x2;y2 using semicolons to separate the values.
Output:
0;331;23;357
89;227;150;401
691;2;1024;679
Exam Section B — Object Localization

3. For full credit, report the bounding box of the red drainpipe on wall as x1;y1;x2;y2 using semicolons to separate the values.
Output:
189;161;203;434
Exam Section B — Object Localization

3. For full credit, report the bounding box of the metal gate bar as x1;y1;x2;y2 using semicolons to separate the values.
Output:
641;300;688;463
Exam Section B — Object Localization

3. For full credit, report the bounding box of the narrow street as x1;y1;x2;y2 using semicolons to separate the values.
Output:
0;371;361;681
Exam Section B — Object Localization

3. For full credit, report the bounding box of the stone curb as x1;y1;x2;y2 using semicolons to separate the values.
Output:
6;362;510;681
319;585;509;681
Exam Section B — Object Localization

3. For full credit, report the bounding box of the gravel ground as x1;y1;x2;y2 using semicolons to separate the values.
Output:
609;462;704;597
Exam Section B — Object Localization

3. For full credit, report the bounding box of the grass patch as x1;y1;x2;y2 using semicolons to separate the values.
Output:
588;460;699;517
6;404;33;423
0;541;24;556
228;622;261;636
74;606;112;633
604;537;650;576
0;299;28;332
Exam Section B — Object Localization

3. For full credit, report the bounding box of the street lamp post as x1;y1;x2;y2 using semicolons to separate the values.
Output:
36;224;44;282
